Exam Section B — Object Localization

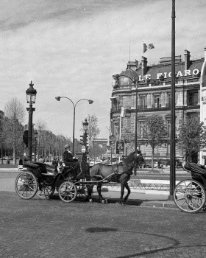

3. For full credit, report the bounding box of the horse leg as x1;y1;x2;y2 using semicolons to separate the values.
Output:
120;182;125;204
123;182;131;202
97;183;105;203
86;184;93;202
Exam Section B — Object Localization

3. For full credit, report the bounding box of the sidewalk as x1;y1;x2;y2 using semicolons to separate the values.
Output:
101;186;177;209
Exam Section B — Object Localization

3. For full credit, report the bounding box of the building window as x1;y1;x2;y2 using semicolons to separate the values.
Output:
166;120;171;137
186;112;199;121
119;76;131;86
122;96;131;109
166;93;171;107
187;90;198;106
138;121;146;138
139;95;147;109
153;94;161;108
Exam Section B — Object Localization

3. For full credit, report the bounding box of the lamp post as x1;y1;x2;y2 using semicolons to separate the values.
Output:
82;118;89;177
26;81;37;162
34;129;38;162
134;80;138;175
170;0;176;197
134;80;138;152
55;96;93;156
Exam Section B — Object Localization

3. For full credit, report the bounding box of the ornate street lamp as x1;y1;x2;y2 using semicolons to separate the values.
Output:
81;118;89;177
83;118;89;133
55;96;93;155
26;81;37;162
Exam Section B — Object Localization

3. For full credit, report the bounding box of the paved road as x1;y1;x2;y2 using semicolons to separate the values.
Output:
0;192;206;258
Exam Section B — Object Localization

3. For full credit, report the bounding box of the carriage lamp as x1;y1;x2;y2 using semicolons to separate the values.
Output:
26;81;37;162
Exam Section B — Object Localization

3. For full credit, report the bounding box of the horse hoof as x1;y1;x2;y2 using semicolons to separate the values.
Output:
101;199;108;204
89;198;93;203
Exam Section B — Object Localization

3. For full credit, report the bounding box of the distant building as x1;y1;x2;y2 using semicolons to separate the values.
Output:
110;49;204;162
90;138;108;160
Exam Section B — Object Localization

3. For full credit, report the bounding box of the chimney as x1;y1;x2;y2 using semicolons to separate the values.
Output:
184;50;190;70
141;56;147;75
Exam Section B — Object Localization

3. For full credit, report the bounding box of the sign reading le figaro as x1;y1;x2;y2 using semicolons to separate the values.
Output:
138;68;200;81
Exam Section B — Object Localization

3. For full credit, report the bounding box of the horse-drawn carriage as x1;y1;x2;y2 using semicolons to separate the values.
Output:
174;162;206;213
15;162;80;202
15;151;144;204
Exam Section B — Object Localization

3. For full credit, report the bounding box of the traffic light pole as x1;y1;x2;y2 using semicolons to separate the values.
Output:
80;130;89;178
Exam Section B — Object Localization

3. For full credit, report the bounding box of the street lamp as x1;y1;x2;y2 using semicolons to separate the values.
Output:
83;118;89;154
133;79;138;175
82;118;89;178
34;129;38;162
170;0;176;197
83;118;89;133
55;96;93;156
26;81;37;162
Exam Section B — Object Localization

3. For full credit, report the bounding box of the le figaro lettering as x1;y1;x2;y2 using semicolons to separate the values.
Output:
138;68;200;81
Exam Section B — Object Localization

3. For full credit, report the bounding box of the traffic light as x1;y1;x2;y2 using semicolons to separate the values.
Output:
80;135;84;145
23;130;28;147
85;133;89;149
80;133;87;145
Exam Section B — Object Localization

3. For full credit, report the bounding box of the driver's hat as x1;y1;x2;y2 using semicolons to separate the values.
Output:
64;144;70;149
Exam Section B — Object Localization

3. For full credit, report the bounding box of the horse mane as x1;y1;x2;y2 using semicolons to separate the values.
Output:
123;151;144;166
123;151;136;165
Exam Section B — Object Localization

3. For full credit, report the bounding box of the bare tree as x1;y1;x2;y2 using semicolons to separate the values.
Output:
4;98;25;164
86;114;100;159
87;114;100;142
35;119;71;160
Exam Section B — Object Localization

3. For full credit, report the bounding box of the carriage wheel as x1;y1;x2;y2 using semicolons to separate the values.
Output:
58;181;77;203
174;179;206;213
15;171;38;200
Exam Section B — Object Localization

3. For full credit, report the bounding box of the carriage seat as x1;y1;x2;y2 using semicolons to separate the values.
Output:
24;162;40;169
184;162;206;177
24;162;57;176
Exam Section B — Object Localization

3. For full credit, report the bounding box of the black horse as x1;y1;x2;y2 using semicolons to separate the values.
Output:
87;151;144;204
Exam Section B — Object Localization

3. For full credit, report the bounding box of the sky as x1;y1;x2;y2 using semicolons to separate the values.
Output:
0;0;206;141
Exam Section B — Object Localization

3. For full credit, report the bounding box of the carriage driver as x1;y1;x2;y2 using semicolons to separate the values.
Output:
62;144;81;179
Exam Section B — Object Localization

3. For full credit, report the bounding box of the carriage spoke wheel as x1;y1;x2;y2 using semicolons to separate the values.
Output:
174;179;206;213
58;181;77;203
15;171;38;200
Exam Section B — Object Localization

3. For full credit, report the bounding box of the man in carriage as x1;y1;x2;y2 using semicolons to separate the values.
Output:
62;144;81;180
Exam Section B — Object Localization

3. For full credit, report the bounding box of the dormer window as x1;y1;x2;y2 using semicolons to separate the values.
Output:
119;76;131;86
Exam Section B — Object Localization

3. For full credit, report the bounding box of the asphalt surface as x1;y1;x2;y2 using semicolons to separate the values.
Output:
1;192;206;258
1;169;206;257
